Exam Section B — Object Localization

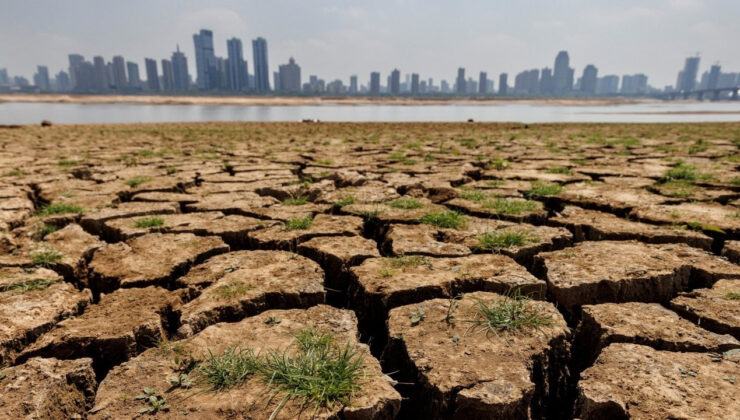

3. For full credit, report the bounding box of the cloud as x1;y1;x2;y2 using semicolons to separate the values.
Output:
667;0;704;12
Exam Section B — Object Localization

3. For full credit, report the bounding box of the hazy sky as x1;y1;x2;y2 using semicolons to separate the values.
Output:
1;0;738;87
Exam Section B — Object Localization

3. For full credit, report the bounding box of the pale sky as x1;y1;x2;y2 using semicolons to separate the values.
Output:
1;0;738;88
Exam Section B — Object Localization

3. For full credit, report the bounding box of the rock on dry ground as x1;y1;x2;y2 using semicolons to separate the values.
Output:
3;122;740;419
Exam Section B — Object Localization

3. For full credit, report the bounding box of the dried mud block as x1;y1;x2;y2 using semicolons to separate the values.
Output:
576;343;740;420
384;292;570;419
342;198;450;224
557;182;667;213
535;241;740;314
80;201;179;235
631;202;740;237
176;250;325;337
90;306;401;419
723;240;740;263
248;214;363;250
445;197;548;224
670;279;740;340
0;357;97;419
89;233;229;293
183;192;279;214
44;223;105;282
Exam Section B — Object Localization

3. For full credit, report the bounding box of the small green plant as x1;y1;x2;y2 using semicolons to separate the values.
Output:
463;290;553;336
444;294;462;326
135;388;169;414
482;198;539;215
165;167;179;175
545;167;572;175
257;329;365;417
487;158;509;170
264;316;282;325
4;169;28;177
663;163;713;183
134;216;165;228
37;202;84;216
282;196;309;206
460;189;487;202
409;307;426;326
125;176;152;188
419;210;466;229
283;215;313;230
474;230;538;251
197;346;258;390
1;277;57;294
34;223;58;239
524;182;563;199
726;292;740;300
57;159;79;166
333;196;356;208
168;373;193;389
215;280;249;299
387;197;423;209
31;248;62;268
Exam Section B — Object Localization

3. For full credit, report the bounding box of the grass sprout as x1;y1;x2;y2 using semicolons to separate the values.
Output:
473;230;538;251
134;216;165;228
37;202;84;216
419;210;466;229
463;290;553;337
283;215;313;230
387;197;423;209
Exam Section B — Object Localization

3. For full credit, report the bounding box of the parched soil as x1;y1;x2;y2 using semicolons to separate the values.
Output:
1;122;740;419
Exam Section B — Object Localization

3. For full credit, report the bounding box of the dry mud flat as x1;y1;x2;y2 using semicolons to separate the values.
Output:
1;121;740;419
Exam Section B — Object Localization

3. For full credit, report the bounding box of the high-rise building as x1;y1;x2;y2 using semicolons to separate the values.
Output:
676;56;700;92
411;73;420;95
514;69;540;95
707;64;721;90
0;68;8;86
272;71;280;92
68;54;94;92
55;71;70;91
580;64;598;94
621;74;648;95
478;72;488;94
596;75;619;95
552;51;574;94
127;62;141;88
370;72;380;95
193;29;216;90
252;37;270;92
349;75;358;93
441;80;450;93
161;59;174;91
34;66;51;90
389;69;400;95
498;73;508;95
112;56;127;89
539;68;553;94
145;59;159;91
278;57;301;93
67;54;84;88
456;68;466;94
226;38;248;91
171;46;189;90
92;56;108;91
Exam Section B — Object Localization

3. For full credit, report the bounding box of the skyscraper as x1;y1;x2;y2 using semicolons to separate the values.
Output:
370;72;380;95
68;54;85;89
161;59;174;91
676;56;700;92
349;75;358;94
539;68;553;94
580;64;598;94
707;64;721;90
252;37;270;92
411;73;420;95
278;57;301;92
478;72;488;94
456;68;466;94
34;66;51;90
596;75;619;94
226;38;248;91
171;46;189;90
92;56;108;91
273;71;281;92
55;71;70;91
127;62;141;88
499;73;508;95
389;69;400;95
0;68;8;86
193;29;215;90
552;51;574;94
112;56;127;89
145;59;159;91
621;74;648;95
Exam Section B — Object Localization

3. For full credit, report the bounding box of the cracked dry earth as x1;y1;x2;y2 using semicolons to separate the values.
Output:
1;122;739;420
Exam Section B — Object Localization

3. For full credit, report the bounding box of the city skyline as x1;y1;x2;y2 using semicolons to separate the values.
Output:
1;0;739;88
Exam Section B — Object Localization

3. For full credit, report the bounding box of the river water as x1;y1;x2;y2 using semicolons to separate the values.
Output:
1;101;739;124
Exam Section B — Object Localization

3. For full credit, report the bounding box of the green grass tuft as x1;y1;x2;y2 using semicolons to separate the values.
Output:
215;280;250;299
1;277;57;294
125;176;152;188
460;189;487;202
524;182;563;199
283;215;313;230
387;197;424;209
473;230;538;250
482;198;539;215
463;290;553;336
333;196;356;208
282;196;309;206
663;163;714;183
726;292;740;300
57;159;79;166
197;347;259;390
419;210;467;229
134;216;165;228
31;248;62;267
545;167;572;174
37;202;84;216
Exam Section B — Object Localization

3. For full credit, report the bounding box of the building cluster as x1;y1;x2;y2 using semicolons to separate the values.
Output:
1;33;739;98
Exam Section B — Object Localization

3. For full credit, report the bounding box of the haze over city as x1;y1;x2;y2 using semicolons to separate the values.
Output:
2;0;739;91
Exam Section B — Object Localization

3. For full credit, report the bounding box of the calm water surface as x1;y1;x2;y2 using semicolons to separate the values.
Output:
1;101;739;124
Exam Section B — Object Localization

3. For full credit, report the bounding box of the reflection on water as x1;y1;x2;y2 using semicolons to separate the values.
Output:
0;101;739;124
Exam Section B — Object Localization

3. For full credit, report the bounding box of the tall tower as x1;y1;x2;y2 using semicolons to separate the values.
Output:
111;56;127;89
144;59;159;91
370;72;380;95
580;65;598;95
456;68;466;94
171;45;190;90
552;51;573;94
193;29;215;89
478;72;488;94
252;37;270;92
677;55;700;91
226;38;248;91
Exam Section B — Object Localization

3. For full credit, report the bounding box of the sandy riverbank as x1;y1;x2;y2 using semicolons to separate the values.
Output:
0;93;661;107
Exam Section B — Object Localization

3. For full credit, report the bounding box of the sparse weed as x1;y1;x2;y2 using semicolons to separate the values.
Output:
1;277;57;294
31;248;62;268
387;197;423;209
409;307;426;326
726;292;740;300
419;210;466;229
197;347;258;390
524;182;563;199
333;196;356;208
282;196;309;206
134;216;165;228
135;388;169;414
463;290;553;336
283;215;313;230
37;202;84;216
460;189;487;202
482;198;539;215
473;230;538;251
125;176;152;188
215;280;250;299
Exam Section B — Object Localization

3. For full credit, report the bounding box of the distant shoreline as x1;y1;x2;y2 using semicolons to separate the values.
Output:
0;93;665;107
